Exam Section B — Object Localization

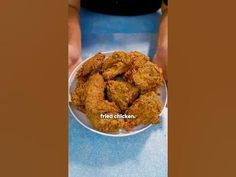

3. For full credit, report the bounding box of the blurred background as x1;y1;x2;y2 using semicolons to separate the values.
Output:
80;8;161;59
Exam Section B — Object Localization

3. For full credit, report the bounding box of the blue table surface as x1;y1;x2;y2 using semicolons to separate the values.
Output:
69;8;168;177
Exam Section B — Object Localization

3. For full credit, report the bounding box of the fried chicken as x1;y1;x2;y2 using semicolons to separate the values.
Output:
124;91;163;131
71;51;165;133
102;51;130;70
103;62;129;80
77;52;105;77
125;61;164;94
84;73;124;133
106;80;139;111
71;76;87;112
124;51;149;82
72;52;105;111
128;51;149;68
102;51;131;80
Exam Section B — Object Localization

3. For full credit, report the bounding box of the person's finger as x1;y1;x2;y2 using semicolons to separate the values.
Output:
153;55;168;81
68;57;81;76
162;69;168;82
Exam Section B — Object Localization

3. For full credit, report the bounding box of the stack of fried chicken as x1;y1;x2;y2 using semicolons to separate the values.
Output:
71;51;164;133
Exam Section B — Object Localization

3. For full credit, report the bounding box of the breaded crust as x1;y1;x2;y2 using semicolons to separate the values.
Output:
125;61;164;94
103;62;129;80
71;76;87;112
124;91;162;131
85;73;124;133
77;52;105;77
71;51;165;133
107;80;139;111
102;51;131;80
102;51;130;70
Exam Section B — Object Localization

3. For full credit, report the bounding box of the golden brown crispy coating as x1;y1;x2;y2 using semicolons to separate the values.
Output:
124;91;163;131
124;51;149;82
77;52;105;77
86;101;124;133
84;73;105;103
102;51;131;80
103;62;129;80
134;62;164;91
128;51;149;68
71;76;87;112
125;61;164;93
71;51;165;133
102;51;130;70
106;80;139;111
85;73;124;133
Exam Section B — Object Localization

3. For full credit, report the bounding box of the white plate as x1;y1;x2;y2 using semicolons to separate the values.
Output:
68;51;168;137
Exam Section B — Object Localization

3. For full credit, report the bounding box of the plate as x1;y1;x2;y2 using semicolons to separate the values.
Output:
68;51;168;137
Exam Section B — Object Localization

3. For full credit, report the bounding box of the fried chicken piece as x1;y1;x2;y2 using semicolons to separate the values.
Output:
124;91;163;131
102;51;131;80
77;52;105;77
71;76;87;112
85;73;124;133
125;61;164;94
124;51;149;82
102;51;130;70
133;61;164;92
72;52;104;109
128;51;149;68
103;62;129;80
106;80;139;111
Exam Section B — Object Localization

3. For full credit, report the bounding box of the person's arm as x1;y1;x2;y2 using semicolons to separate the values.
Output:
154;2;168;80
68;0;81;74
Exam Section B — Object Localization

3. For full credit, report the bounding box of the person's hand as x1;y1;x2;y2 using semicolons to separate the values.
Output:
68;5;81;75
154;7;168;81
68;43;81;75
153;47;168;81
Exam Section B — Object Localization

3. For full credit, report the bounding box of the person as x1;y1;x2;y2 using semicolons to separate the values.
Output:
68;0;168;80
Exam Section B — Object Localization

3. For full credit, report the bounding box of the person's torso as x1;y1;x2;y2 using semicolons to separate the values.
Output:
81;0;166;15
